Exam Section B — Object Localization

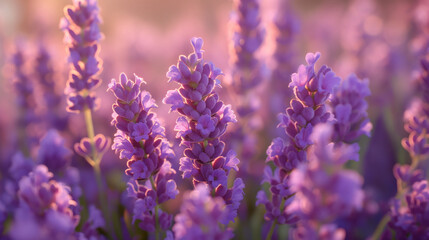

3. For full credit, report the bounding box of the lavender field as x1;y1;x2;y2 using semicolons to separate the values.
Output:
0;0;428;239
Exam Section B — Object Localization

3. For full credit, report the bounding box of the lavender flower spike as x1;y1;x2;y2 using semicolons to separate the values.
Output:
229;0;265;94
258;53;340;236
110;73;178;237
331;74;372;143
164;37;244;225
11;43;38;152
267;52;341;171
61;0;103;113
35;44;69;131
386;180;429;239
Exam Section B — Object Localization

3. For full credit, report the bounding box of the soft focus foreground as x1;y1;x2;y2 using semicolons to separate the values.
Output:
0;0;428;239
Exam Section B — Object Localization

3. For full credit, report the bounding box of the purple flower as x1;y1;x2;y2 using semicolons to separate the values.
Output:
35;44;69;131
163;90;185;112
401;109;429;156
229;0;265;94
196;114;216;137
61;0;102;112
331;74;372;143
10;43;39;151
267;52;340;171
393;164;424;187
289;124;364;239
126;160;178;234
37;130;72;173
165;38;244;225
110;73;170;180
9;165;80;240
110;73;178;236
387;180;429;238
173;184;234;240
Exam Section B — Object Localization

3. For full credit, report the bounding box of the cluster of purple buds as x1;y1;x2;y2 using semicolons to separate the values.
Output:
258;52;341;227
331;74;372;143
110;73;178;234
35;44;69;131
289;124;364;240
164;37;244;225
266;52;340;171
61;0;103;113
37;129;82;199
11;44;39;151
229;0;265;95
172;184;234;240
9;165;80;240
402;100;429;157
385;180;429;239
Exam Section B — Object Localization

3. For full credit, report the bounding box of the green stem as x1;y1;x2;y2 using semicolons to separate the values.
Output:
150;176;160;240
93;163;108;225
83;106;97;162
83;106;121;238
370;214;390;240
266;220;277;240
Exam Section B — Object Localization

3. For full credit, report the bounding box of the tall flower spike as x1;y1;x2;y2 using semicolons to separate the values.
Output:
229;0;265;94
61;0;110;233
110;73;178;237
9;165;80;240
35;44;69;131
382;5;429;236
11;43;39;153
331;74;372;143
164;37;244;225
267;52;340;171
258;53;340;238
385;180;429;239
227;0;266;161
61;0;102;113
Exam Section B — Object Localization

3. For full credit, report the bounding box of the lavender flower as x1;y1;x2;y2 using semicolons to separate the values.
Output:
11;43;39;152
387;180;429;239
266;52;340;171
331;74;372;143
289;124;364;240
229;0;265;94
401;100;429;157
172;184;234;240
110;73;178;236
226;0;266;162
35;44;69;131
258;53;341;238
61;0;103;113
164;37;244;225
9;165;80;240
